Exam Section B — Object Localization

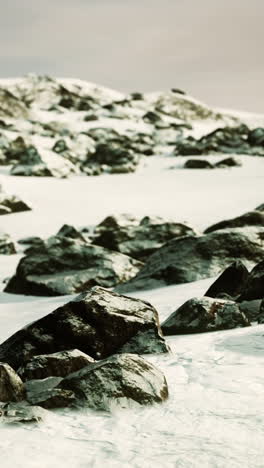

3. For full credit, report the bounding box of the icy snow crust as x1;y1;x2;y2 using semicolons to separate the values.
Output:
0;77;264;467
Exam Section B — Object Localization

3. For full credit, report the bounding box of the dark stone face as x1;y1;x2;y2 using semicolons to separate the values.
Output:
238;261;264;301
4;236;143;296
0;286;169;370
116;230;264;294
205;261;249;299
161;297;250;335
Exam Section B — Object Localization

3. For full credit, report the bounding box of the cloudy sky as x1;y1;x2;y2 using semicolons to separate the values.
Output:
0;0;263;111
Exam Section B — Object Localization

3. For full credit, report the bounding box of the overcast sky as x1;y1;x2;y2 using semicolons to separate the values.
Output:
0;0;263;112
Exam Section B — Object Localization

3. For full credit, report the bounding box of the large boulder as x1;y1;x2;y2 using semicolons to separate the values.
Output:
161;297;250;335
204;261;249;299
116;229;264;293
4;236;143;296
238;261;264;301
204;211;264;234
93;214;196;261
0;363;25;402
0;232;16;254
0;286;169;370
18;349;95;381
59;353;169;410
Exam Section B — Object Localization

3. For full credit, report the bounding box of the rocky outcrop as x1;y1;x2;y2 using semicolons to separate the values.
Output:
204;211;264;234
0;87;28;119
204;261;249;299
0;286;169;369
93;214;196;261
18;350;95;381
161;297;250;335
0;363;25;402
0;232;16;254
83;143;140;175
116;229;264;293
4;236;143;296
175;125;264;157
59;353;168;410
9;136;76;178
238;261;264;301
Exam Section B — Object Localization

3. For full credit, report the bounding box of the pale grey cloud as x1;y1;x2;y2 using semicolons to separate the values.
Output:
0;0;263;111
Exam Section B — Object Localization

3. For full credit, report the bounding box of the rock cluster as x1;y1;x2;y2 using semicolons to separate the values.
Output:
93;213;196;261
0;287;169;420
175;125;264;157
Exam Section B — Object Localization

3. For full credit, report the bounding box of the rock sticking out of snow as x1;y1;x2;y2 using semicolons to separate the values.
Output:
161;296;250;335
0;286;169;369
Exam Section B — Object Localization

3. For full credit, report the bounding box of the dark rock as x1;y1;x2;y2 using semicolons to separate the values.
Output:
130;92;144;100
5;236;143;296
18;349;94;380
175;125;264;157
171;88;186;95
0;186;32;214
0;286;169;370
238;261;264;301
143;111;161;124
85;143;140;174
184;159;214;169
204;211;264;234
25;377;75;409
18;236;43;247
0;363;25;402
258;299;264;323
7;136;76;178
116;229;264;293
248;128;264;146
0;232;16;254
93;214;196;261
59;353;168;411
214;157;241;168
0;87;28;119
56;224;89;242
204;261;249;299
239;300;262;321
161;297;250;335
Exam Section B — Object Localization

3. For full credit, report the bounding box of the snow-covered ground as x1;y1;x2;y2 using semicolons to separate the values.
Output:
0;150;264;467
